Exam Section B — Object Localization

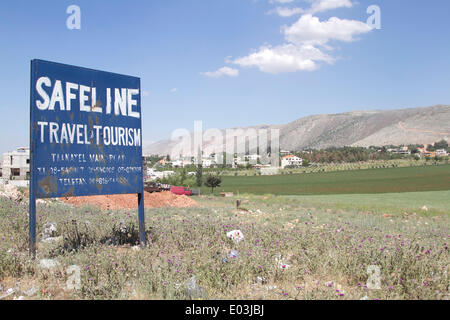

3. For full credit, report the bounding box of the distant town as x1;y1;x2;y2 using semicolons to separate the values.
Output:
142;140;449;182
1;139;448;187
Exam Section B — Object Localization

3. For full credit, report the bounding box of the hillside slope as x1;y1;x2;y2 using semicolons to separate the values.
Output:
144;105;450;155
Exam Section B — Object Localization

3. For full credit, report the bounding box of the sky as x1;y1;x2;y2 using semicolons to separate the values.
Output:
0;0;449;154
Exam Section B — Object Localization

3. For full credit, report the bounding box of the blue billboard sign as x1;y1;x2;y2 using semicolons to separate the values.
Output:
29;59;146;255
30;59;143;198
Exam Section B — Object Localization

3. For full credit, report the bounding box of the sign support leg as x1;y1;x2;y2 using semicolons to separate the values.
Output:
29;190;36;259
138;192;146;246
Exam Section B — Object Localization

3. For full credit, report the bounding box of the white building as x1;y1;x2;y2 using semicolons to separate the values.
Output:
202;158;214;168
0;147;30;180
435;149;448;157
147;170;175;181
281;155;303;169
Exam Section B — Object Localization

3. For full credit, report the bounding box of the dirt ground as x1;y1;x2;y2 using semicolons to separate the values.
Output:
61;191;198;210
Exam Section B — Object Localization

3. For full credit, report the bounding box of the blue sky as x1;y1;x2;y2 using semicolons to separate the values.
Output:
0;0;449;154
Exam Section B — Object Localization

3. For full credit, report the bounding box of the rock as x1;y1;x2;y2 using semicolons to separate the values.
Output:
360;295;369;300
41;222;57;240
226;230;244;244
39;259;60;269
0;184;23;202
13;296;25;300
421;206;429;211
131;246;140;252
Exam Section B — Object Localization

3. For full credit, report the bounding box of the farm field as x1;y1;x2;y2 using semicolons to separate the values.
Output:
202;164;450;196
0;190;448;300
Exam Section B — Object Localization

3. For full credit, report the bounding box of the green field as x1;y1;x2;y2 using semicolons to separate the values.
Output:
226;190;450;216
202;164;450;195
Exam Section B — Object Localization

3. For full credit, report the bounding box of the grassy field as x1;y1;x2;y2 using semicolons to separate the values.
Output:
202;164;450;195
0;191;448;300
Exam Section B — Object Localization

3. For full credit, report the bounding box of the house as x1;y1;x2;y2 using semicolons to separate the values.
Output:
281;155;303;169
157;158;168;166
388;147;411;156
424;151;436;158
435;149;448;157
202;158;214;168
171;160;183;168
148;171;175;181
0;147;30;180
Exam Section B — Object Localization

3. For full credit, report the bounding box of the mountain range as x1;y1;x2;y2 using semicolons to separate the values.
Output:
144;105;450;156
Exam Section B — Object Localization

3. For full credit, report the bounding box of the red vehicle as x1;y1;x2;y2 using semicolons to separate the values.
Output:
170;186;192;196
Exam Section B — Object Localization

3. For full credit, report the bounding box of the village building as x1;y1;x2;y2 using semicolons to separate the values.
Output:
0;147;30;180
281;155;303;169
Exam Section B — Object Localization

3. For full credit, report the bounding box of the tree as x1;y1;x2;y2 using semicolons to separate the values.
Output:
434;139;448;150
302;159;310;167
204;175;222;193
196;164;203;187
157;169;195;187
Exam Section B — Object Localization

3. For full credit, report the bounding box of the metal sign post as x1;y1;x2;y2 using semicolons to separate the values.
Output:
29;59;146;258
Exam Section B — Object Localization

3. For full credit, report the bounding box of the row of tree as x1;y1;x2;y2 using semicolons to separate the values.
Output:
156;165;222;193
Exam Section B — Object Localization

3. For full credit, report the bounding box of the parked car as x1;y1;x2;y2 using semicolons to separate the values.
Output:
170;186;192;196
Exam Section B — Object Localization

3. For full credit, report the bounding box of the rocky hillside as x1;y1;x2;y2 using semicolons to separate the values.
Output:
144;105;450;155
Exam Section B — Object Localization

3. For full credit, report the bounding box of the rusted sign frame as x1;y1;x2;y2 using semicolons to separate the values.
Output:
29;60;146;258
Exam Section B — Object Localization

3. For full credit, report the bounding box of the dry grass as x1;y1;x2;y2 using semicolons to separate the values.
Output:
0;194;448;300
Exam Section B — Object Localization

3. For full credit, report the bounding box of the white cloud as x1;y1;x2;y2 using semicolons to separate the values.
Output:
271;0;354;17
202;66;239;78
233;13;372;74
309;0;353;14
272;7;304;17
269;0;295;3
283;14;372;46
170;88;178;93
233;43;334;74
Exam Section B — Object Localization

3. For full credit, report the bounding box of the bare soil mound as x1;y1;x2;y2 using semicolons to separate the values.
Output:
61;191;198;210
